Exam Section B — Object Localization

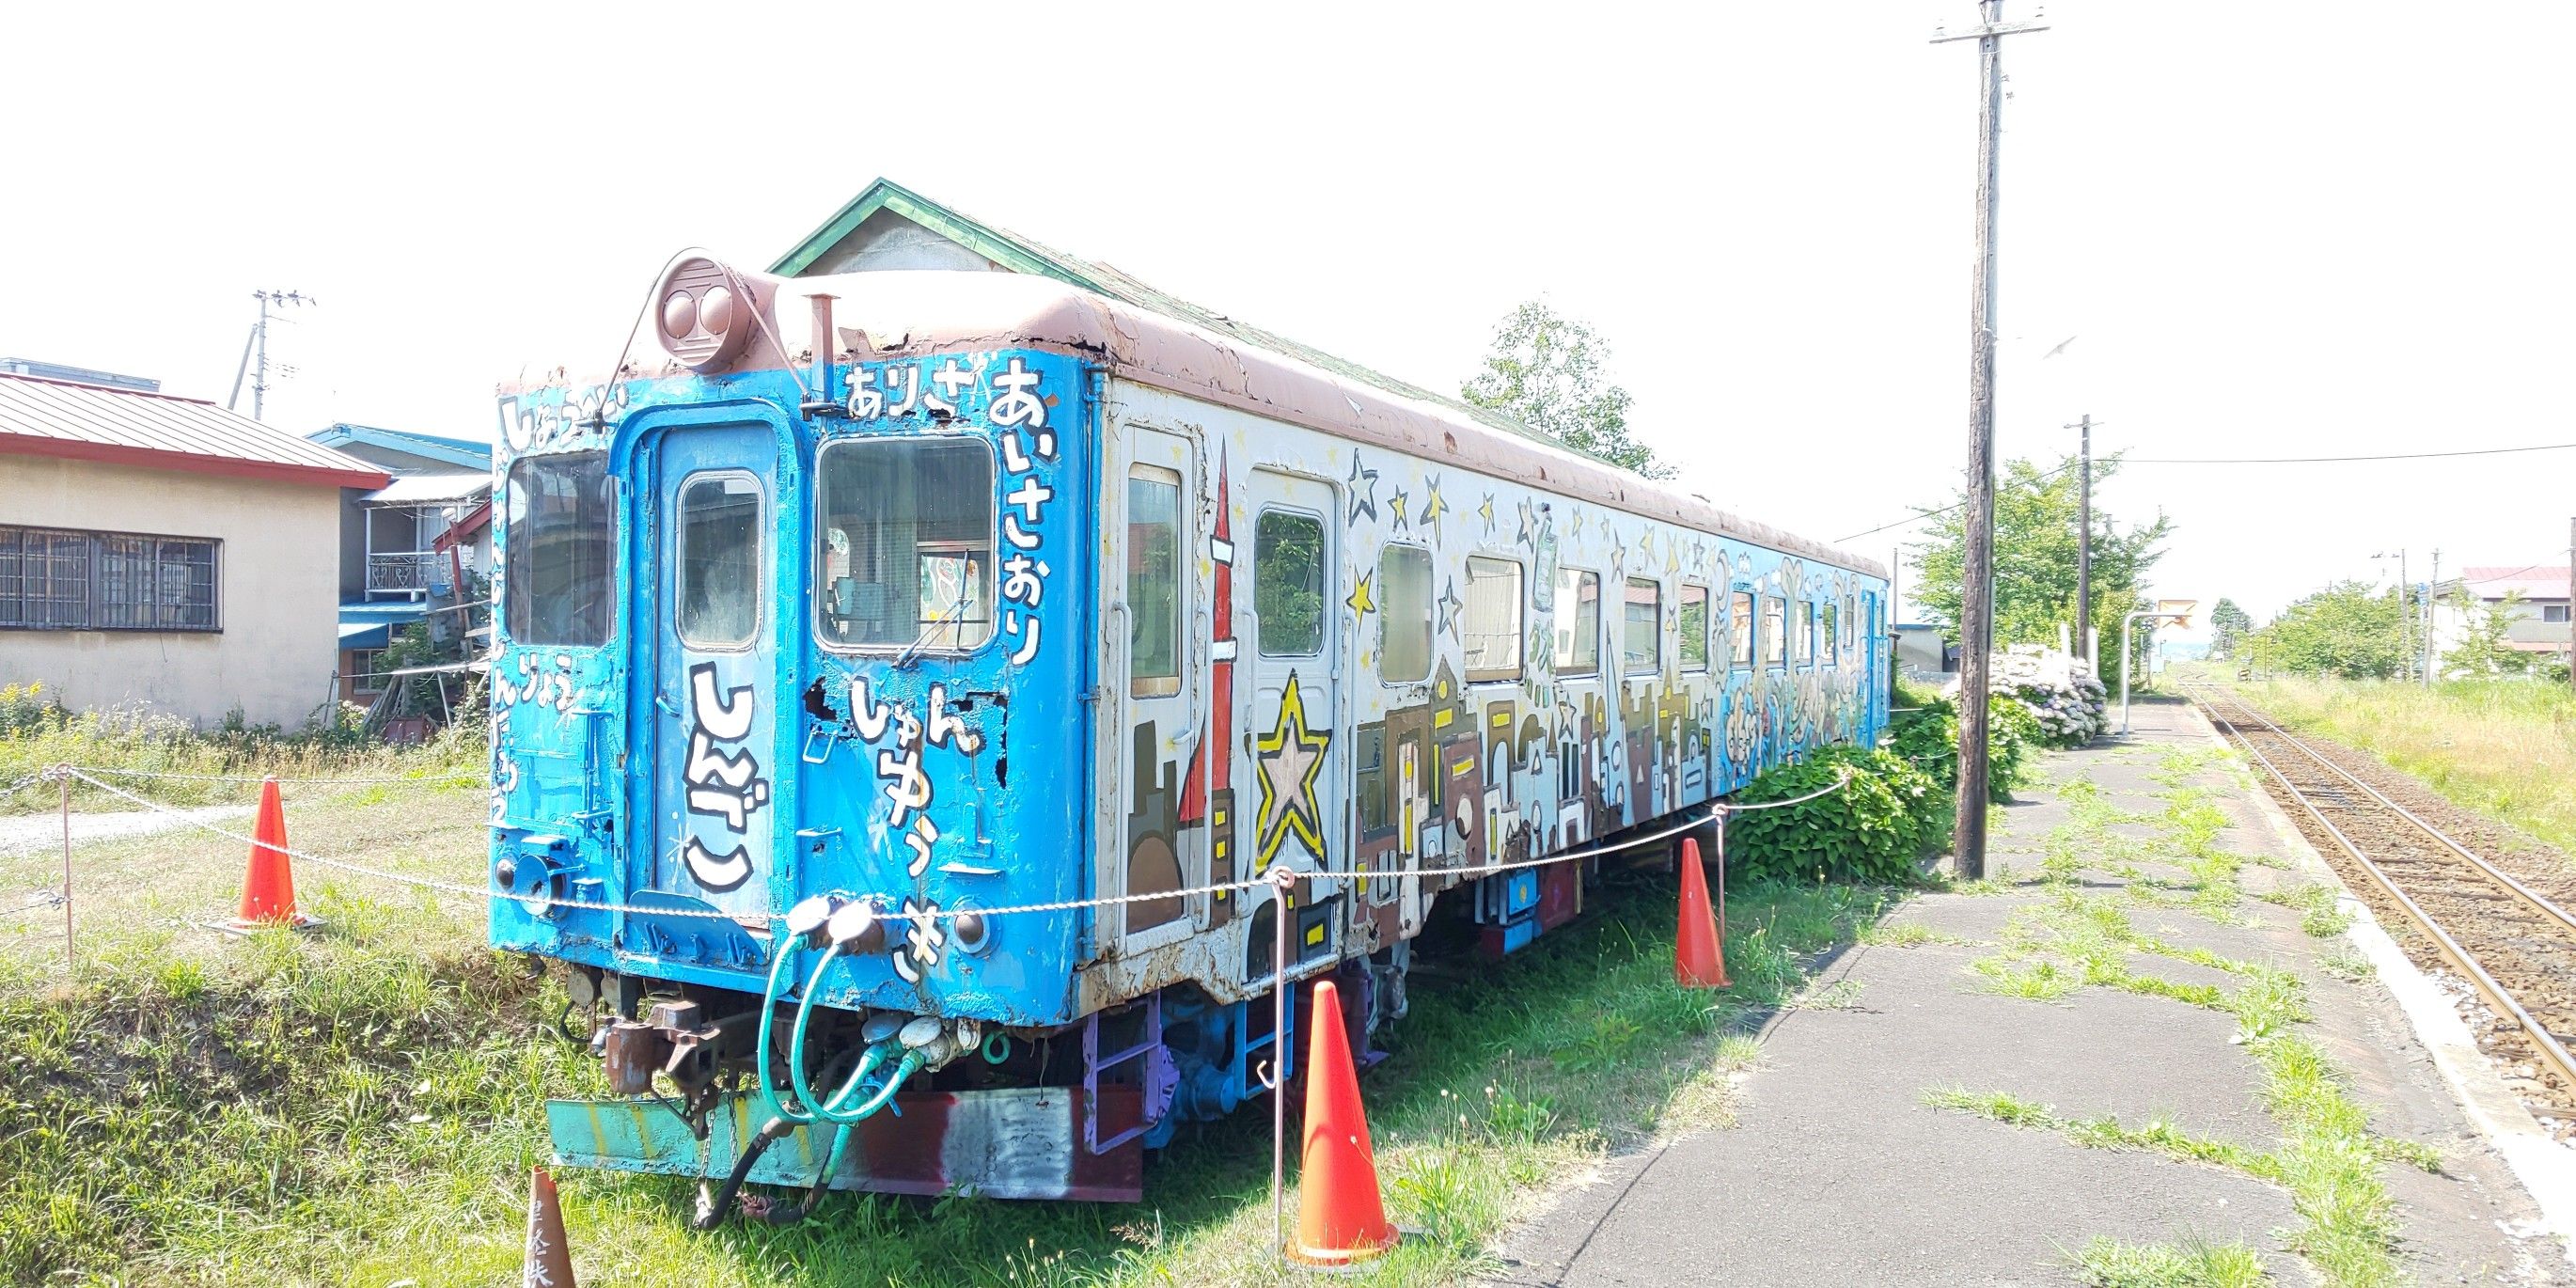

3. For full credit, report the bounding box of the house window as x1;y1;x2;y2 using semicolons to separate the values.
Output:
1378;544;1434;683
1679;584;1710;671
2546;604;2572;624
1730;590;1755;669
1464;555;1523;683
1622;577;1661;674
347;648;388;696
815;437;996;652
0;525;220;632
504;451;614;647
1554;568;1601;675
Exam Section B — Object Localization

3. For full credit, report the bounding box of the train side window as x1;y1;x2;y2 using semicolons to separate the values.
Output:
1843;594;1859;655
1553;568;1600;675
1128;464;1184;697
1761;596;1786;668
1679;583;1710;671
1464;555;1523;683
1797;602;1815;667
1622;577;1660;675
1730;590;1754;669
675;471;762;650
1822;600;1840;662
815;437;996;652
1254;509;1326;656
1378;543;1433;683
503;450;613;647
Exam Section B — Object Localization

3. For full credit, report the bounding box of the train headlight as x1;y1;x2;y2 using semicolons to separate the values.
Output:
652;251;755;373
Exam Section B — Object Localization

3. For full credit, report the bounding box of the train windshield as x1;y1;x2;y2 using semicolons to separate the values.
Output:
815;437;997;651
504;451;614;646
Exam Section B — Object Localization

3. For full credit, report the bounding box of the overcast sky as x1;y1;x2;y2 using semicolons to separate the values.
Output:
6;1;2569;635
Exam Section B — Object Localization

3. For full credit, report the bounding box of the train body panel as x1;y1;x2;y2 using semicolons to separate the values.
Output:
486;259;1891;1199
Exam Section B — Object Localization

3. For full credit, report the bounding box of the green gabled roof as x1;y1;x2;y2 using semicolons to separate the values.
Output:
771;179;1555;450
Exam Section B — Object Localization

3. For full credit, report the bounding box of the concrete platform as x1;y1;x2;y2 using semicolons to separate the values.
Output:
1490;697;2575;1286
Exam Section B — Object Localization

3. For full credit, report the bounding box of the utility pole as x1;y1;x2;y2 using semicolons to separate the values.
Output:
2567;517;2574;694
2071;413;2093;663
228;289;313;421
1934;1;2046;882
2424;548;2439;688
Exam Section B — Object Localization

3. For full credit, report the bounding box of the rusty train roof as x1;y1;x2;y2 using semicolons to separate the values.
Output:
512;266;1888;581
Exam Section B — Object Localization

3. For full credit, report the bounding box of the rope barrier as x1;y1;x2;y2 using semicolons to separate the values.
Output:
69;765;483;787
41;765;1852;929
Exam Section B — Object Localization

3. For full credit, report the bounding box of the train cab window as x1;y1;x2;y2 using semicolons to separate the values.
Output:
1255;510;1326;656
815;437;996;652
503;450;613;647
1679;583;1710;671
1128;465;1184;697
1730;590;1754;670
1378;544;1433;683
1553;568;1600;675
675;472;762;650
1761;596;1786;668
1464;555;1523;683
1822;601;1840;662
1622;577;1661;675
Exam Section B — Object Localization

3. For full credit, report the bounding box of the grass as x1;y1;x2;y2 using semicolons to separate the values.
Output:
0;782;1908;1286
2069;1234;2269;1287
2241;676;2576;856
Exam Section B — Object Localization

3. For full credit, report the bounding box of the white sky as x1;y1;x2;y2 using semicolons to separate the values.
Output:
7;1;2570;636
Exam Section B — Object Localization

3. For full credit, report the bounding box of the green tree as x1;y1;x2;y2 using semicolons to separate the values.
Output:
2249;581;2410;679
2442;589;2537;678
2208;598;2254;659
1907;453;2173;690
1461;302;1670;479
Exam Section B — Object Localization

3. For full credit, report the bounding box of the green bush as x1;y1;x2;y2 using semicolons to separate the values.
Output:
1725;745;1946;887
1885;695;2034;803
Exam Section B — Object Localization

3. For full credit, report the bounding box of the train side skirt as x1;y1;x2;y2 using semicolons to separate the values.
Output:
547;1086;1144;1202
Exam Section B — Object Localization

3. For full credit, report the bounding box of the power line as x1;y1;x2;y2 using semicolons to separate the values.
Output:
2127;441;2576;464
1837;462;2081;544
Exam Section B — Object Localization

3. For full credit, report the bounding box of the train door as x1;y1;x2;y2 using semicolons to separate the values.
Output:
1110;426;1204;957
1243;469;1342;976
640;420;783;920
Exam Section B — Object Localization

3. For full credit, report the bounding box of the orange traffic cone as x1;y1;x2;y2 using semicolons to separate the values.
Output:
1675;836;1730;988
1287;980;1400;1267
524;1165;577;1287
224;777;320;932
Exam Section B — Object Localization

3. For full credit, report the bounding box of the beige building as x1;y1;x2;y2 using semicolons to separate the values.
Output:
0;369;388;729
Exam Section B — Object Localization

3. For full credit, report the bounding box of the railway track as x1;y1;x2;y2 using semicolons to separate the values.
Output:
2187;684;2576;1116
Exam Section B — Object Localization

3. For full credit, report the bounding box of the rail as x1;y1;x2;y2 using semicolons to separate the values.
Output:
2185;683;2576;1097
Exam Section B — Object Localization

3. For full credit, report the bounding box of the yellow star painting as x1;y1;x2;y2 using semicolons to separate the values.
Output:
1253;674;1332;868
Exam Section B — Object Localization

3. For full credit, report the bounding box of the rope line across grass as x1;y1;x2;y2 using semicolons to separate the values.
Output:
39;765;1843;927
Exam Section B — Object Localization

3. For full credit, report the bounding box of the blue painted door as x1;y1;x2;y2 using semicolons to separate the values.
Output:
646;422;782;919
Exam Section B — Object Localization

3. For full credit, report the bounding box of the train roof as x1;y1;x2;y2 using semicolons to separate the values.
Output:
520;264;1887;581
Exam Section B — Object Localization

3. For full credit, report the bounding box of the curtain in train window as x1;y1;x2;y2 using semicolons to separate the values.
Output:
1761;596;1786;668
504;451;613;646
1464;556;1524;682
676;473;762;649
1378;544;1433;683
1730;590;1754;669
1622;577;1660;674
1553;568;1600;675
1128;465;1183;696
1679;584;1709;671
1254;510;1325;656
816;438;996;651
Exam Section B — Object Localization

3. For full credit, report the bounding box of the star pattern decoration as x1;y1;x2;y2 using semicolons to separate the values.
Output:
1387;487;1411;532
1345;570;1376;618
1253;674;1332;868
1419;476;1449;541
1346;452;1379;525
1515;498;1538;549
1570;509;1585;538
1437;577;1464;643
1479;494;1497;536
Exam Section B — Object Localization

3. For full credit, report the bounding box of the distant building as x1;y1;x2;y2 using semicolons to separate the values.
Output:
304;425;494;704
2427;565;2573;670
1894;622;1952;680
0;369;388;727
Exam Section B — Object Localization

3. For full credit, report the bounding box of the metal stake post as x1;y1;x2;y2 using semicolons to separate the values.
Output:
1269;863;1296;1264
59;768;74;971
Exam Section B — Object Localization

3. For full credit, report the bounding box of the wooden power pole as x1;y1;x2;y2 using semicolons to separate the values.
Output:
1935;1;2046;881
2568;516;2574;693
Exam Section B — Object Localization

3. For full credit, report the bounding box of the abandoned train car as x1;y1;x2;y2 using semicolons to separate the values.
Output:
489;249;1890;1205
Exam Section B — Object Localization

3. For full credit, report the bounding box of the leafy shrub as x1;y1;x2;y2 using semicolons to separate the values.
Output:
1886;694;2035;802
1725;745;1946;887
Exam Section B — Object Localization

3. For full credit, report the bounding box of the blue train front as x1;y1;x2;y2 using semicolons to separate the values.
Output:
489;249;1889;1208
